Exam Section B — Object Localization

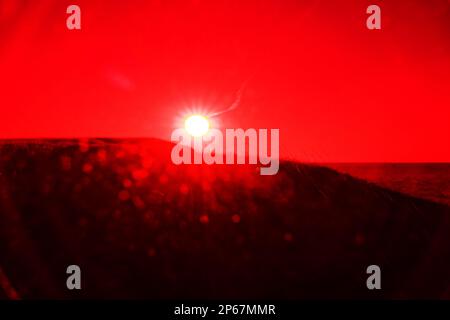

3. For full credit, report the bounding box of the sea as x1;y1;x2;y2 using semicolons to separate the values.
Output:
326;163;450;206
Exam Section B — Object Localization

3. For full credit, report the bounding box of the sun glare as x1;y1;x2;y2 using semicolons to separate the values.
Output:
184;114;210;137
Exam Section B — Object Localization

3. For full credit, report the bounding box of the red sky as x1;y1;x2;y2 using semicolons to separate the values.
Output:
1;0;449;162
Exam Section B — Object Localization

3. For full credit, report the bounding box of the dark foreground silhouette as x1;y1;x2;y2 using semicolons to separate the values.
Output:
0;139;449;299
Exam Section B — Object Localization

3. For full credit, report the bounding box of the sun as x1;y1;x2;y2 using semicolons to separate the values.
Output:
184;114;210;137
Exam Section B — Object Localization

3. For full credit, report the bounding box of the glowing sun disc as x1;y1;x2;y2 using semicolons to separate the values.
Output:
184;114;210;137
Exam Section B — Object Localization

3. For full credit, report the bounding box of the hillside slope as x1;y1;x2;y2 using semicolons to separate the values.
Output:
0;139;449;299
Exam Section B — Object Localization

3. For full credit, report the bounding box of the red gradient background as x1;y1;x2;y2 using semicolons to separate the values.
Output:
0;0;449;162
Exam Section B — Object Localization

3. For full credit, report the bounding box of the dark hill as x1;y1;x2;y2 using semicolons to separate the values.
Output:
0;139;449;299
